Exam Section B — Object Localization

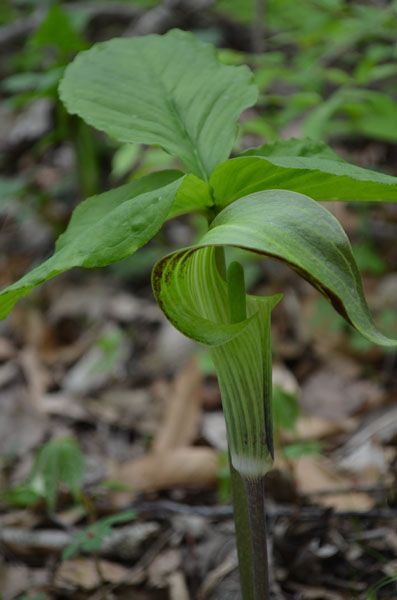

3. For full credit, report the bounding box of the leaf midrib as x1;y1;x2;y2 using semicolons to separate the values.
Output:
140;49;209;181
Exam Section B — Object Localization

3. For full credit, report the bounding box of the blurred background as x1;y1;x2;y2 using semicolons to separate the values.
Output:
0;1;396;598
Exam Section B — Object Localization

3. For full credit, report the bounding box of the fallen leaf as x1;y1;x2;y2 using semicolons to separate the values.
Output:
0;387;47;458
0;563;47;599
202;412;228;451
337;439;387;480
147;320;196;374
54;558;130;591
168;570;190;600
63;325;129;395
88;387;159;434
293;456;374;511
113;447;219;493
0;361;19;388
283;415;357;442
19;347;50;409
0;336;16;360
102;522;160;560
153;359;202;453
41;392;89;421
273;363;300;396
301;367;383;419
148;548;181;588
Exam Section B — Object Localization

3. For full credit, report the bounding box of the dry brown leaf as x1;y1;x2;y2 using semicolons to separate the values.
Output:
0;337;16;360
293;456;374;511
148;548;181;588
88;387;161;435
288;583;344;600
41;392;89;421
0;509;41;529
0;563;47;599
54;558;130;591
0;387;47;457
148;320;196;373
168;570;190;600
337;439;387;481
284;415;357;442
301;368;384;419
19;347;50;410
153;358;203;453
273;363;300;396
0;361;19;388
113;447;218;493
202;412;228;451
198;551;238;599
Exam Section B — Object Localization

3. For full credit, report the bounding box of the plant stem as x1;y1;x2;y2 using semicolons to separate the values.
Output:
229;426;271;600
243;476;270;598
230;462;255;600
226;260;272;599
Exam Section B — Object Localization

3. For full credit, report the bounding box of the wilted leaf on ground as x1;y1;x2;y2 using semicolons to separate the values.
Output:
112;447;219;494
293;456;374;511
153;358;203;453
286;415;357;441
0;388;47;458
54;558;131;591
0;563;47;599
301;367;384;419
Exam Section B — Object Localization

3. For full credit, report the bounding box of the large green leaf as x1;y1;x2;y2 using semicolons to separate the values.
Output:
59;29;257;180
153;189;396;358
0;174;183;320
211;147;397;207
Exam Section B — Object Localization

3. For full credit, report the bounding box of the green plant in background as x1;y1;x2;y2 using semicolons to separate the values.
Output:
15;595;48;600
2;4;99;198
2;437;85;511
62;510;136;560
1;30;397;599
216;0;397;145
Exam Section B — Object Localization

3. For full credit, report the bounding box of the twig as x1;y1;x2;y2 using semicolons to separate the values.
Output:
129;499;397;521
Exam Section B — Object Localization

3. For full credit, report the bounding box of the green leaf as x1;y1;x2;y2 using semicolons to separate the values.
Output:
283;441;322;459
304;89;397;143
30;437;85;511
272;386;300;431
59;29;258;179
169;173;213;218
0;174;183;320
62;510;136;560
154;189;396;358
211;150;397;207
30;4;86;56
241;138;343;161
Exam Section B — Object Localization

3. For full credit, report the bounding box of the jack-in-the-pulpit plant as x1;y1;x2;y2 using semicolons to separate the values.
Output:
1;30;396;600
